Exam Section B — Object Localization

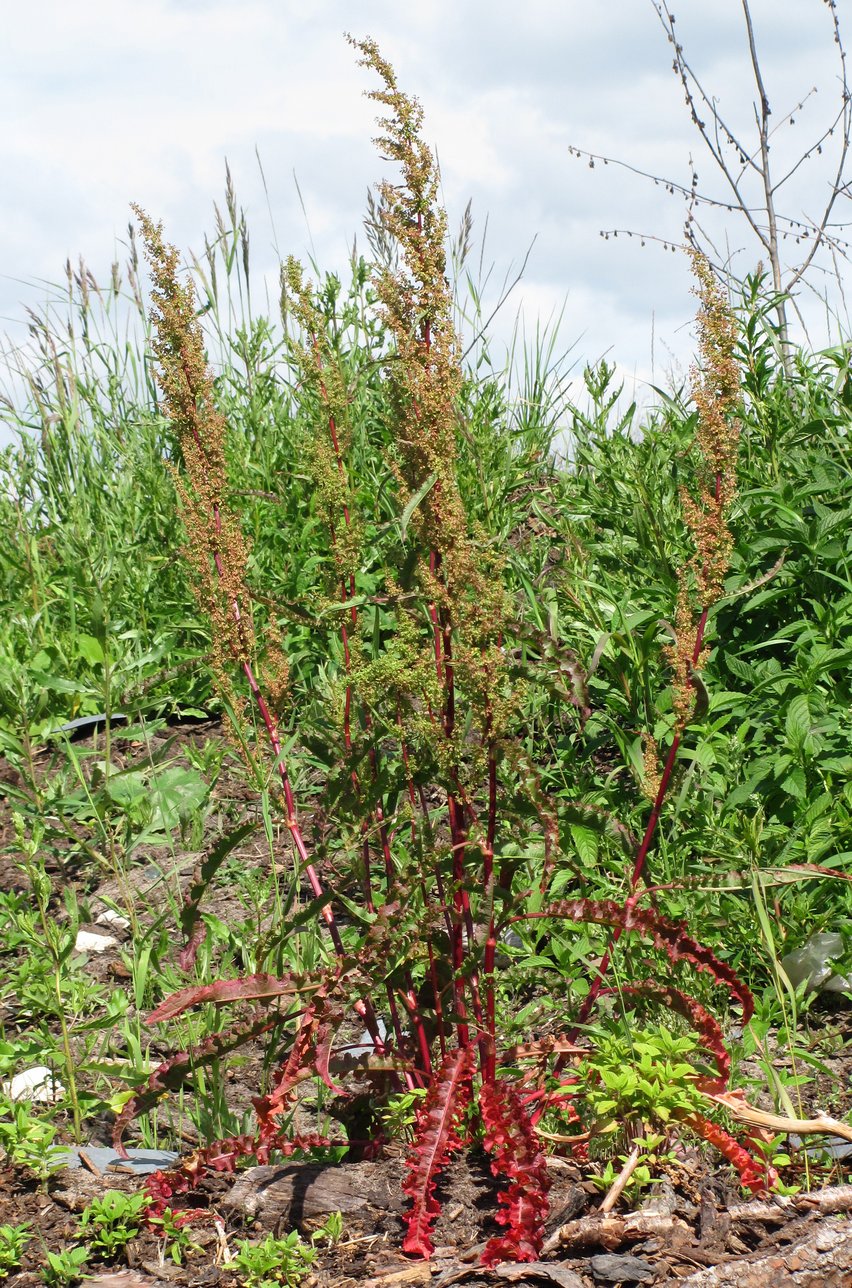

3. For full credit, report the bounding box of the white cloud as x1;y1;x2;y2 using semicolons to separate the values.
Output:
1;0;850;434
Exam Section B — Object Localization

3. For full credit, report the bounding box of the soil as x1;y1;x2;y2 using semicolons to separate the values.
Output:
2;720;852;1287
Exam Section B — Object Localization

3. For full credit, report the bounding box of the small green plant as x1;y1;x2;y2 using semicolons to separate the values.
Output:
0;1101;65;1184
581;1024;706;1135
11;813;84;1138
0;1225;31;1279
590;1133;676;1203
40;1246;89;1288
313;1212;343;1247
145;1209;201;1267
231;1221;341;1288
749;1134;799;1197
80;1190;150;1259
380;1088;428;1142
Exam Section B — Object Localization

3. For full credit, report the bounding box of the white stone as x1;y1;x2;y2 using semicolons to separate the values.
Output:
2;1066;65;1103
74;929;119;954
95;910;130;931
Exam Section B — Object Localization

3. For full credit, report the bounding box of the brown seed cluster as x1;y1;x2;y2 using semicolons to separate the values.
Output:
349;38;510;776
282;257;364;586
668;252;741;728
133;207;285;738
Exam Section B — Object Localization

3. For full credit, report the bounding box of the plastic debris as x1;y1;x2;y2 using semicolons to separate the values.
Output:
352;1017;388;1057
781;932;852;995
56;1145;180;1175
790;1133;852;1161
2;1066;65;1103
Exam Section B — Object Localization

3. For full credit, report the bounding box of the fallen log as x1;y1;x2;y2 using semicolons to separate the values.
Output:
726;1184;852;1224
541;1184;852;1256
677;1216;852;1287
223;1158;406;1227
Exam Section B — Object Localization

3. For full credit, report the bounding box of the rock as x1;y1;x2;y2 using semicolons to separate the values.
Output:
590;1253;656;1283
2;1065;64;1102
75;929;119;953
95;909;131;932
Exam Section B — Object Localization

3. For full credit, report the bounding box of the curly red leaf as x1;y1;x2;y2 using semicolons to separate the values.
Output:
539;899;754;1022
113;1012;275;1156
401;1048;474;1259
479;1078;551;1267
684;1113;777;1195
147;971;301;1024
143;1129;336;1218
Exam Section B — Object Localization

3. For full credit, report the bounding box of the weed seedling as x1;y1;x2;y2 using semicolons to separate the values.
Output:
590;1134;676;1204
145;1209;201;1266
39;1246;89;1288
232;1231;315;1288
0;1101;65;1186
0;1225;31;1279
231;1217;342;1288
380;1088;428;1142
80;1190;149;1259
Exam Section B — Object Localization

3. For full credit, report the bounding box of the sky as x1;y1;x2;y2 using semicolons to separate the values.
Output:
2;0;851;433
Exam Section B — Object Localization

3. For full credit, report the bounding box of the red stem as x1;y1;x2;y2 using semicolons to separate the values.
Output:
572;469;723;1031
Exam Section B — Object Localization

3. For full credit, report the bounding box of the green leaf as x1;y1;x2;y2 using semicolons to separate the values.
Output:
785;693;814;752
399;470;438;539
148;765;209;832
76;633;105;666
570;824;599;867
780;764;807;800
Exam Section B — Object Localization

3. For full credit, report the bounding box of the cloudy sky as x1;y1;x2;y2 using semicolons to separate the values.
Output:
2;0;851;419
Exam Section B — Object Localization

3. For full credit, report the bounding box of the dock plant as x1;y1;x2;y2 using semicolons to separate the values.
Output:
115;38;776;1265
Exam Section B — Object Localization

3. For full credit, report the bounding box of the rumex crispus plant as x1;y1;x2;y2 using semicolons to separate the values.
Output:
115;38;770;1265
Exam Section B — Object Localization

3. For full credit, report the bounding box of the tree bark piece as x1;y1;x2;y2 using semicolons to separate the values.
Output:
541;1210;691;1255
495;1262;586;1288
223;1158;406;1227
726;1185;852;1224
87;1275;158;1288
677;1217;852;1287
362;1264;432;1288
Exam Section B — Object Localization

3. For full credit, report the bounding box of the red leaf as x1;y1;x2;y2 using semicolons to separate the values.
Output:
144;1129;336;1218
253;996;341;1146
684;1112;777;1195
479;1079;551;1267
401;1048;474;1259
147;972;300;1024
113;1012;275;1155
